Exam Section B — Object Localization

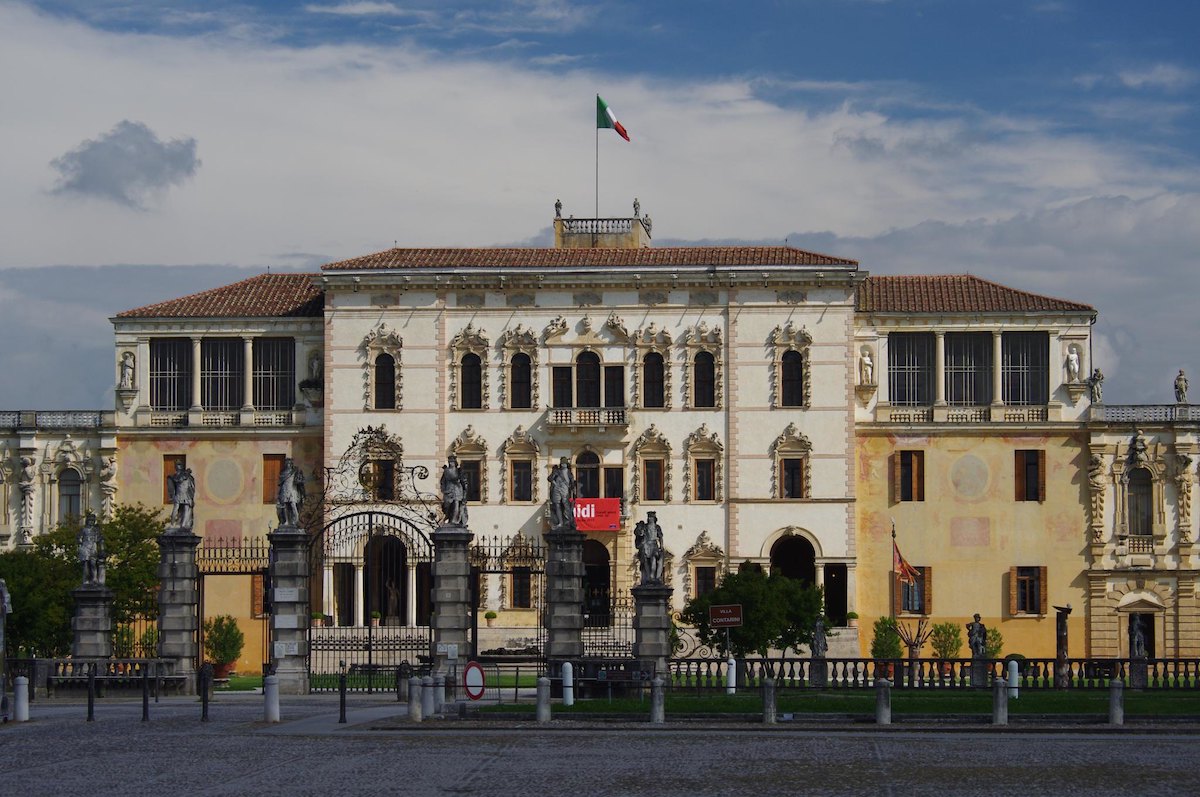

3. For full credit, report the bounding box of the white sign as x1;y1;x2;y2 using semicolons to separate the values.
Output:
463;661;486;701
436;643;458;660
274;587;300;603
275;615;299;629
273;641;299;658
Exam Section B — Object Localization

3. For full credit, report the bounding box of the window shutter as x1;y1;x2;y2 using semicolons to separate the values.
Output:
922;566;933;615
263;454;285;504
892;572;902;616
1008;567;1018;616
915;452;925;501
1037;450;1047;503
1014;452;1025;501
1038;566;1048;615
891;452;901;504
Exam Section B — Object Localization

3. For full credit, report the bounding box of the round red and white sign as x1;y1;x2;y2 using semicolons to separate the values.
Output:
463;660;486;701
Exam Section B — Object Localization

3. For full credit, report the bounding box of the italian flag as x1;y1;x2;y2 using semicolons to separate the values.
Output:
596;94;630;141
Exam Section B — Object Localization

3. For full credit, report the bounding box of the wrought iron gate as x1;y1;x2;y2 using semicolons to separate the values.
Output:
196;535;271;674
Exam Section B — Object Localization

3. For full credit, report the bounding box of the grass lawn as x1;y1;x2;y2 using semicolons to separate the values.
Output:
215;674;263;692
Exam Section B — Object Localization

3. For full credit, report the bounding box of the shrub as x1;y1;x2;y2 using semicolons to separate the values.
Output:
985;627;1004;659
202;615;245;665
484;610;498;620
929;622;963;659
139;625;159;657
869;616;902;660
113;625;137;658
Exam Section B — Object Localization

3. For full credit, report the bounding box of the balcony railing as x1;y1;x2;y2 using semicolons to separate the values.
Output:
1095;404;1200;423
1126;535;1154;554
548;407;629;428
560;218;633;235
0;411;113;429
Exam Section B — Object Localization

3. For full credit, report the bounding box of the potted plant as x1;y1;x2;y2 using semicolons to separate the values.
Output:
484;610;498;628
845;611;859;628
869;616;902;679
370;610;381;627
929;622;962;675
202;615;245;679
311;611;326;627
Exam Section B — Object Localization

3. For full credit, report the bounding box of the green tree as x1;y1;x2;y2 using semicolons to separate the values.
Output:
869;616;903;660
0;548;75;656
929;622;963;659
680;563;824;664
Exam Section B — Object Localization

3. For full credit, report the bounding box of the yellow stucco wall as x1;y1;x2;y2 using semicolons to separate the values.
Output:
856;430;1089;658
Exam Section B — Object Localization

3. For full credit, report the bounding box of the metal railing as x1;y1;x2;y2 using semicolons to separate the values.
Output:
548;407;628;427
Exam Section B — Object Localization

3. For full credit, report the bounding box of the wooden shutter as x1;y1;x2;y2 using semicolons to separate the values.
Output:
922;566;933;615
1014;451;1026;501
263;454;285;504
891;572;902;616
891;451;902;504
914;452;925;501
163;454;186;504
1037;450;1047;503
1038;566;1048;615
251;572;266;618
1008;566;1018;616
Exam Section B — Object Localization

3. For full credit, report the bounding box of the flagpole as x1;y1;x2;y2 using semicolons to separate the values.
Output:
595;95;599;218
890;520;897;621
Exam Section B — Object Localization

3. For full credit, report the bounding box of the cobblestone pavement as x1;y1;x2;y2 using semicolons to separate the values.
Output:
2;695;1197;796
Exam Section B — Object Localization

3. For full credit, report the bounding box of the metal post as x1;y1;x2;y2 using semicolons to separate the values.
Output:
725;653;736;695
562;662;575;707
408;676;423;722
650;676;665;724
1108;679;1124;726
992;676;1008;726
536;676;551;724
338;670;348;724
875;678;891;725
421;675;435;718
87;663;96;722
395;666;404;702
14;676;29;723
1007;659;1019;700
141;666;150;722
435;675;446;714
264;674;280;723
762;678;776;724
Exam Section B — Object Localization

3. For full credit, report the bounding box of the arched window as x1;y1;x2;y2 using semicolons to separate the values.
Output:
781;350;804;407
58;469;82;521
1128;468;1153;536
461;353;483;409
693;351;716;408
642;352;665;408
374;353;396;409
576;451;601;498
510;353;532;409
576;352;601;408
770;535;816;585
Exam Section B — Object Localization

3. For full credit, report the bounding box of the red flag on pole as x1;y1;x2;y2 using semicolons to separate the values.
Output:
893;539;920;585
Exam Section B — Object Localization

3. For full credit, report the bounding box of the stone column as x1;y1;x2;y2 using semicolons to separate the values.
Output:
544;527;585;680
157;530;201;694
934;331;946;406
991;331;1004;406
71;585;114;659
268;524;310;694
240;336;255;416
432;524;474;676
631;583;673;680
354;565;365;627
189;337;203;412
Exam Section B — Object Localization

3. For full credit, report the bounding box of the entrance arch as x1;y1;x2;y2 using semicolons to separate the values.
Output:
582;539;611;627
770;535;816;585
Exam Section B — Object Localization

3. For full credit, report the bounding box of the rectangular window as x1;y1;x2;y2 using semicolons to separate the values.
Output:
511;567;532;609
163;455;186;504
150;338;191;411
263;454;285;504
1014;450;1046;502
1010;566;1046;615
200;338;243;411
604;365;625;408
510;460;533;502
694;459;716;501
888;333;935;406
459;460;482;503
253;338;296;410
603;466;624;500
944;332;992;406
781;458;805;499
552;366;573;408
643;459;665;502
642;353;665;408
1001;332;1049;406
898;567;931;615
893;451;925;502
694;566;717;598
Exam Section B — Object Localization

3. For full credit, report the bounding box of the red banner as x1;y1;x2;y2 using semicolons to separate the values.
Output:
574;498;621;531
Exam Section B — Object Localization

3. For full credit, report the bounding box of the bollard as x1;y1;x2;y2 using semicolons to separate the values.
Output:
408;676;423;722
562;662;575;707
762;678;777;724
264;675;280;723
1007;659;1020;700
142;667;150;722
650;676;665;724
395;667;404;702
726;655;737;695
338;671;348;724
14;676;29;723
200;665;211;722
421;676;435;718
435;675;446;714
875;678;891;725
992;676;1008;725
536;677;551;724
87;664;96;722
1108;679;1124;726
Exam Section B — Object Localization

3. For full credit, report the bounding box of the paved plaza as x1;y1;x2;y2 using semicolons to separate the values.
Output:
1;694;1197;796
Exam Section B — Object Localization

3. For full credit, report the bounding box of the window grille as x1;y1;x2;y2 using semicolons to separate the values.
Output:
253;338;295;410
888;333;934;406
201;338;243;411
945;332;991;406
150;339;191;411
1001;332;1048;406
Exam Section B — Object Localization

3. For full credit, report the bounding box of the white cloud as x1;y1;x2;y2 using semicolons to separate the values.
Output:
1117;63;1197;92
304;2;432;20
50;120;200;208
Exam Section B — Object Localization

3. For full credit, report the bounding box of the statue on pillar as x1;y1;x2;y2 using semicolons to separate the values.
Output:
547;456;577;531
634;512;664;585
1176;369;1190;403
166;460;196;530
77;511;106;586
1128;614;1146;659
275;457;306;528
440;455;468;526
811;616;828;658
1088;368;1104;403
966;613;987;658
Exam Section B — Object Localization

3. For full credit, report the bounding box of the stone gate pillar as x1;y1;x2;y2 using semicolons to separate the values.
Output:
631;583;673;679
157;530;201;694
268;524;310;695
544;527;585;679
71;585;114;660
432;523;474;676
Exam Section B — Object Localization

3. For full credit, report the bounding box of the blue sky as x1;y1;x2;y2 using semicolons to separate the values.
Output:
3;0;1200;407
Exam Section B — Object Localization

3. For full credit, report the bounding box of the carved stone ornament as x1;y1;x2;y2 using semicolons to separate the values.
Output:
681;321;722;347
769;320;812;349
631;323;674;410
680;530;724;598
681;321;723;410
449;323;490;410
630;424;672;505
498;324;540;408
769;321;812;408
361;323;403;410
448;425;488;503
776;289;806;305
771;423;813;499
499;425;540;505
683;423;725;503
1175;452;1193;541
1088;453;1107;541
606;312;630;341
543;316;568;342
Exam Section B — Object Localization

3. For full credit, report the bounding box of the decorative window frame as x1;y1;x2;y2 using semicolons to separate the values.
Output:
1111;430;1167;539
631;323;673;409
449;323;490;410
769;320;812;408
47;438;94;527
680;321;723;409
499;425;540;504
631;424;672;504
770;423;812;499
680;529;725;599
498;324;540;409
448;425;489;504
683;423;724;503
361;323;403;411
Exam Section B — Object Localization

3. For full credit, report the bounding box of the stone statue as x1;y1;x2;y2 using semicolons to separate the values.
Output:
275;457;306;527
1176;453;1193;540
1088;368;1104;403
18;455;36;541
1128;614;1146;659
308;352;322;381
633;197;641;218
119;351;135;389
811;616;828;658
1130;428;1149;466
1088;454;1106;536
554;198;562;218
1176;369;1189;403
166;460;196;530
633;511;664;585
966;613;987;658
99;456;118;519
642;215;652;235
1066;346;1080;383
547;456;577;530
440;455;468;526
858;348;874;385
77;511;105;586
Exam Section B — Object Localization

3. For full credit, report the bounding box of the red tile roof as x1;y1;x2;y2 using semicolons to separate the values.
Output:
115;273;322;319
856;275;1095;315
321;246;858;271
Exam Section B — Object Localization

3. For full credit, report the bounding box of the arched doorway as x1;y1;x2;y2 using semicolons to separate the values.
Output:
770;535;816;584
582;539;611;627
365;536;406;626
